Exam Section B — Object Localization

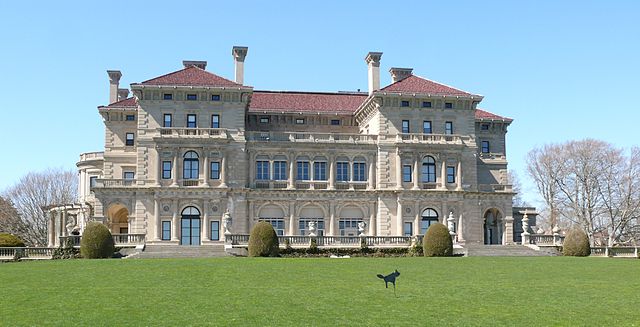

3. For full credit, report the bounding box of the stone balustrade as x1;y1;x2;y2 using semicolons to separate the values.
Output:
93;179;137;188
529;234;564;246
246;131;377;144
591;246;639;258
59;233;145;248
79;151;104;162
396;133;469;145
158;128;228;138
0;247;55;260
228;235;415;248
478;184;513;193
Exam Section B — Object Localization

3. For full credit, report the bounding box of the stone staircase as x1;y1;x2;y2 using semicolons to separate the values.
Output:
134;244;228;259
464;244;558;257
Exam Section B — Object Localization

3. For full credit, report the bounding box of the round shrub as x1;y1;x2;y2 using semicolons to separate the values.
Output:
423;223;453;257
248;221;279;257
0;233;25;247
562;228;591;257
80;222;115;259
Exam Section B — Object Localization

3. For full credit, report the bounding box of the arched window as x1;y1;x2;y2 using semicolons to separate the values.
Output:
183;151;199;180
421;156;436;183
181;206;200;216
420;208;439;234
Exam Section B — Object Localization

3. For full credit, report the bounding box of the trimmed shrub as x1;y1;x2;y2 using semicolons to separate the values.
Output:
80;222;115;259
248;221;279;257
0;233;25;247
423;223;453;257
562;228;591;257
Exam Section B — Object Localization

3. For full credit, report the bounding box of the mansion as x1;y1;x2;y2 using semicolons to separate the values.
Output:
48;47;529;249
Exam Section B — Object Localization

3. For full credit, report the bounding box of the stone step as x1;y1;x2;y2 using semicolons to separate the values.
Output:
464;245;556;257
136;245;228;259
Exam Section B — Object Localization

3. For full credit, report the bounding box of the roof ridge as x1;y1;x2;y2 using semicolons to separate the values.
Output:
411;74;474;95
137;65;242;87
254;90;367;96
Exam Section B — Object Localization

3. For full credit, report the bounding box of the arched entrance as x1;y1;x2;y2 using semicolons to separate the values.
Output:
181;206;201;245
107;204;129;234
420;208;439;234
484;209;503;245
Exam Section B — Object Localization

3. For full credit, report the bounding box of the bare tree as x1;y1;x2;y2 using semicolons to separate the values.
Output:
2;168;77;246
0;196;23;235
508;170;527;207
527;144;563;231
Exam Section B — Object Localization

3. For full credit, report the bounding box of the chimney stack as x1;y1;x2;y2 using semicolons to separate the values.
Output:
389;67;413;83
365;52;383;95
117;88;129;101
107;70;122;104
232;46;248;85
183;60;207;70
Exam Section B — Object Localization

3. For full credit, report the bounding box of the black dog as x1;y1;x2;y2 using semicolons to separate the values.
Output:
377;270;400;289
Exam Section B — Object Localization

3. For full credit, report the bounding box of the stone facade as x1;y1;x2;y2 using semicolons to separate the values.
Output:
66;47;517;246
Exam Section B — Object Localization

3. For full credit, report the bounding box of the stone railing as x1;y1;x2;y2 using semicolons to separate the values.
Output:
59;234;145;248
226;234;250;245
478;184;513;193
79;151;104;162
60;235;82;247
0;247;55;260
93;179;136;188
227;235;415;248
254;180;289;189
180;179;203;187
529;234;564;246
334;181;368;190
247;132;377;144
591;247;639;258
396;133;469;145
158;128;228;138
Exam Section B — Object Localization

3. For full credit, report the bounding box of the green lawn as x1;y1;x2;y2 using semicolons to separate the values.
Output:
1;257;638;326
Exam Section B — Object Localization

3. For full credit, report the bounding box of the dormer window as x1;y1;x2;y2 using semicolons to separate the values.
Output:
163;93;173;100
445;102;453;109
186;94;197;101
211;94;221;101
401;101;410;107
422;101;432;108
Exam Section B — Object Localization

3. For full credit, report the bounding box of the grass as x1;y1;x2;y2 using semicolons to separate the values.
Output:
1;257;639;326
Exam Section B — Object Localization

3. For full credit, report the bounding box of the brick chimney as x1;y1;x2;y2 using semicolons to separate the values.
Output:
365;52;383;95
232;46;248;85
182;60;207;69
389;67;413;83
107;70;122;104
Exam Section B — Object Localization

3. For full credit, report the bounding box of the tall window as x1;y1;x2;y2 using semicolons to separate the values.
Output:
89;176;97;188
210;161;220;180
299;219;325;236
421;156;436;183
187;114;197;128
445;121;453;135
163;114;172;127
447;166;456;183
297;161;310;181
339;219;363;236
314;162;327;181
162;161;172;179
336;162;349;182
353;162;366;181
123;171;135;180
125;133;134;146
183;151;199;180
404;222;413;237
210;221;220;241
260;219;285;236
211;114;220;128
402;120;410;133
423;121;432;134
256;161;269;180
273;161;287;180
162;221;171;240
481;141;490;153
402;165;412;182
421;209;439;234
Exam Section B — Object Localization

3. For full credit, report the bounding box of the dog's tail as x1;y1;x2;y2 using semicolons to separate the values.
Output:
376;274;384;279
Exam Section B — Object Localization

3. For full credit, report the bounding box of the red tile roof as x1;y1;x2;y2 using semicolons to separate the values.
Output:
475;108;512;121
381;75;478;97
135;66;243;87
249;91;367;114
100;97;137;109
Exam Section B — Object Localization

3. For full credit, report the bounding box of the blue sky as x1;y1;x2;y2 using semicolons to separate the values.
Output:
0;1;638;205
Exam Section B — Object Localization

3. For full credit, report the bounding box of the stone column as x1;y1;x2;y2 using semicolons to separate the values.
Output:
288;202;296;236
171;149;179;187
396;149;403;189
439;161;447;189
504;216;514;245
368;202;376;236
287;155;295;189
203;152;210;186
62;210;68;237
220;151;228;187
414;202;420;236
153;198;161;241
412;154;420;190
396;198;403;236
456;160;463;191
328;155;335;190
56;210;63;246
203;202;209;242
368;154;375;190
248;151;255;188
48;211;55;247
171;200;179;242
156;147;162;186
331;201;338;236
457;212;465;243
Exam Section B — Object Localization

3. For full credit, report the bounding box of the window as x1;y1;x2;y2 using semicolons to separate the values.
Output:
336;162;349;182
421;156;436;183
126;114;135;121
211;94;221;101
186;94;197;101
162;161;172;179
314;162;327;181
402;120;410;133
481;141;490;153
256;161;269;180
123;171;135;180
163;93;173;100
162;221;171;240
422;101;432;108
330;119;340;126
297;161;310;180
210;161;220;180
273;161;287;180
447;166;456;184
353;162;366;182
260;117;270;124
404;222;413;237
299;219;325;236
89;176;97;188
401;100;410;107
211;114;220;128
402;165;412;182
423;121;432;134
187;114;197;128
481;123;490;131
210;221;220;241
183;151;199;180
445;102;453;109
445;121;453;135
125;133;134;146
163;114;172;127
420;209;439;234
260;218;285;236
296;118;305;124
339;219;363;236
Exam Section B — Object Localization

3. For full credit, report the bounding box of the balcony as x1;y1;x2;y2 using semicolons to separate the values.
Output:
396;133;469;145
93;179;137;188
478;184;513;193
247;131;377;144
335;181;368;190
78;151;104;163
226;235;414;248
255;180;289;189
158;128;228;139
